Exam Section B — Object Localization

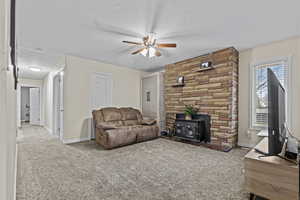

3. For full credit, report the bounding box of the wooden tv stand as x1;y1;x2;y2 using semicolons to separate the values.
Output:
244;137;299;200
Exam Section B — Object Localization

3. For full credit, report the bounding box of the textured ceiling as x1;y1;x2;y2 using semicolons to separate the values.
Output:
17;0;300;72
18;48;64;80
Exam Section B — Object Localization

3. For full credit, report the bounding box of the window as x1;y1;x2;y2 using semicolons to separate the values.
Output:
250;58;290;129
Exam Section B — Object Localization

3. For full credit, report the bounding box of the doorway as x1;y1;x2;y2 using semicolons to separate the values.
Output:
20;86;41;126
141;72;165;131
53;73;64;140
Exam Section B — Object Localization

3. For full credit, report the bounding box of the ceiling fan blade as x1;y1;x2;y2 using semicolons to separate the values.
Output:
132;48;146;55
93;20;143;38
155;50;162;57
122;41;142;45
114;45;137;55
157;43;177;48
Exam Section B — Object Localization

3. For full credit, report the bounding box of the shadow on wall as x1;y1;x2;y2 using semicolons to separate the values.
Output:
80;117;93;140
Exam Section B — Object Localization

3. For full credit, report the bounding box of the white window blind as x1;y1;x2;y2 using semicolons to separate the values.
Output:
252;60;288;128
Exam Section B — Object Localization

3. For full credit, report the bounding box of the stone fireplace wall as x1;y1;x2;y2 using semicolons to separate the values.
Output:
164;47;239;147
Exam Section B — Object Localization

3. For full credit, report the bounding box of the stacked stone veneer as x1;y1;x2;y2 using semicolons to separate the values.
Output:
164;47;239;147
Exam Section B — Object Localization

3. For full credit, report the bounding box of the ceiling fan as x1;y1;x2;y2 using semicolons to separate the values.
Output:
122;33;176;58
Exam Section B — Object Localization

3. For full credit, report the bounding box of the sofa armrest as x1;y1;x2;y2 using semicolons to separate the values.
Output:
96;124;116;131
141;119;157;126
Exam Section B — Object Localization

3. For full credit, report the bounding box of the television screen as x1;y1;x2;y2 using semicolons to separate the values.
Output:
267;68;286;155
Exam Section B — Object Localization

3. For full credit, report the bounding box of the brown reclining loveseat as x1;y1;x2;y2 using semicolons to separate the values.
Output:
92;107;159;149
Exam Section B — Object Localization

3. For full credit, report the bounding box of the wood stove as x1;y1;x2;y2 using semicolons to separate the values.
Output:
174;113;211;143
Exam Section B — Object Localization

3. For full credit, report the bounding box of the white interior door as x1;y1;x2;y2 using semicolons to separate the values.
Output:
90;73;112;138
142;75;158;119
91;73;112;110
29;88;40;125
53;75;61;137
59;74;64;141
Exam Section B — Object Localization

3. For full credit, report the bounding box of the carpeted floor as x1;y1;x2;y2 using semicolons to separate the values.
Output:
17;126;249;200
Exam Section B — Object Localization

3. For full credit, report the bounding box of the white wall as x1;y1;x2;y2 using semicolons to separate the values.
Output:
238;36;300;147
63;55;145;141
0;0;17;199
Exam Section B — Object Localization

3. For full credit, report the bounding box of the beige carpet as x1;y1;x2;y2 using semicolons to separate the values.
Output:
17;126;249;200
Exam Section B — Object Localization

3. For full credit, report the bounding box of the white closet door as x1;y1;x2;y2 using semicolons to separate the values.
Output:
29;88;40;125
90;73;112;139
91;73;112;110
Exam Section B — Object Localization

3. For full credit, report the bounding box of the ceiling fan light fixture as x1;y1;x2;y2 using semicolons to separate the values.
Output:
140;48;148;57
148;47;156;58
148;33;156;44
123;33;176;58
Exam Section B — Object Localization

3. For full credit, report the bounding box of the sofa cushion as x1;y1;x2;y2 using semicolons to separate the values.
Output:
119;108;138;120
123;120;139;126
106;127;137;148
101;107;122;122
96;124;116;131
136;125;159;142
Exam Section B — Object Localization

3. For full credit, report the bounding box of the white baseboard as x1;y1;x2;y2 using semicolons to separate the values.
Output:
63;137;90;144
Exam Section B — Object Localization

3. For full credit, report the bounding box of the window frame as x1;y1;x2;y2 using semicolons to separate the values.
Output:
249;56;292;130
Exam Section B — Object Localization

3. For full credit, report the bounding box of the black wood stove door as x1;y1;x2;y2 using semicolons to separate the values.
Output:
175;121;200;140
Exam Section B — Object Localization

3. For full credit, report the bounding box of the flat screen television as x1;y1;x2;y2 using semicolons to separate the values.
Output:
267;68;287;155
255;69;287;156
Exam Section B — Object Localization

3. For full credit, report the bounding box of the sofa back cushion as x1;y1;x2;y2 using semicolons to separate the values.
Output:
133;109;143;123
120;107;143;126
98;121;123;129
123;120;139;126
120;108;137;120
101;107;122;122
